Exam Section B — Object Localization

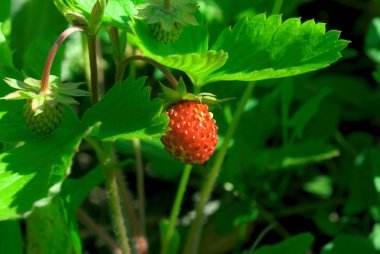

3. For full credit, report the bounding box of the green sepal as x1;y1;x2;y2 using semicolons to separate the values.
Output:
160;78;233;108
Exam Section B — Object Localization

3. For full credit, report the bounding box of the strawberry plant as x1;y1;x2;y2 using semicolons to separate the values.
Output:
2;0;380;253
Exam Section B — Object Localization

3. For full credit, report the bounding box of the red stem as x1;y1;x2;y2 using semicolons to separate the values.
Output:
40;26;85;94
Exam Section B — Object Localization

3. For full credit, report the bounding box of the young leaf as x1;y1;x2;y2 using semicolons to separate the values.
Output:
206;14;348;84
0;118;86;220
76;0;136;30
82;77;169;141
253;232;314;254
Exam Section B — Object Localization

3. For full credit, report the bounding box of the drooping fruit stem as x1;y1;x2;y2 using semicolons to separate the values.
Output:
161;164;192;254
124;55;178;89
182;82;255;254
40;26;85;95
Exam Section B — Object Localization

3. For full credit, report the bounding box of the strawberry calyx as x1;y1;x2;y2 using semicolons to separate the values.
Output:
1;75;89;135
160;77;231;109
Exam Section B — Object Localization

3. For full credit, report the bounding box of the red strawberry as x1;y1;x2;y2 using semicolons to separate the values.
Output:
161;100;218;164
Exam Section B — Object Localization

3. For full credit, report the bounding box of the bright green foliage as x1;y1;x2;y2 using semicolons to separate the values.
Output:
206;14;348;84
0;116;85;220
82;77;169;141
0;23;12;66
133;13;348;86
249;232;314;254
26;196;79;254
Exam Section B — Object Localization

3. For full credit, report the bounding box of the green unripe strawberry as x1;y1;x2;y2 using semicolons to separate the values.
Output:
24;100;64;136
136;0;198;44
148;22;183;44
1;75;89;136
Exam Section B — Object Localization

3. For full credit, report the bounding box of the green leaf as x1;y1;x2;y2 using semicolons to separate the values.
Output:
0;0;10;22
76;0;136;30
288;87;331;141
365;17;380;64
82;77;169;141
253;232;314;254
321;234;377;254
0;221;23;254
160;219;180;254
11;0;67;67
25;196;79;254
0;118;86;220
343;151;377;215
205;14;348;84
0;23;13;66
252;139;340;172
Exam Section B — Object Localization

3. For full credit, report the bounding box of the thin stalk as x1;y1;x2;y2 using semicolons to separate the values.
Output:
88;34;99;104
248;224;276;253
162;164;192;254
77;208;122;254
81;34;91;90
271;0;283;15
163;0;170;10
40;26;84;94
182;82;255;254
102;142;131;254
132;139;146;236
123;55;178;89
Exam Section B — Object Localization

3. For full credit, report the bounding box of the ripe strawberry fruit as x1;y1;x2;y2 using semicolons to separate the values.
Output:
24;100;65;136
148;22;183;44
161;100;218;164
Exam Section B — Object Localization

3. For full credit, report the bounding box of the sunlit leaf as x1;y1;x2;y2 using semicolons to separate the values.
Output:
82;77;169;141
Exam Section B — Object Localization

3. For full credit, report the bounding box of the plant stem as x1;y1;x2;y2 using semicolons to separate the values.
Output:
81;34;92;90
162;164;192;254
271;0;283;15
88;34;99;104
116;170;148;254
133;139;146;236
40;26;84;94
77;208;122;254
163;0;170;10
102;142;131;254
123;55;178;89
248;223;276;253
182;82;255;254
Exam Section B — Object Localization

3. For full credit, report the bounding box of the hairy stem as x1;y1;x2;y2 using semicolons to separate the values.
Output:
102;142;131;254
88;34;99;104
40;26;84;94
162;164;192;254
182;82;255;254
123;55;178;89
